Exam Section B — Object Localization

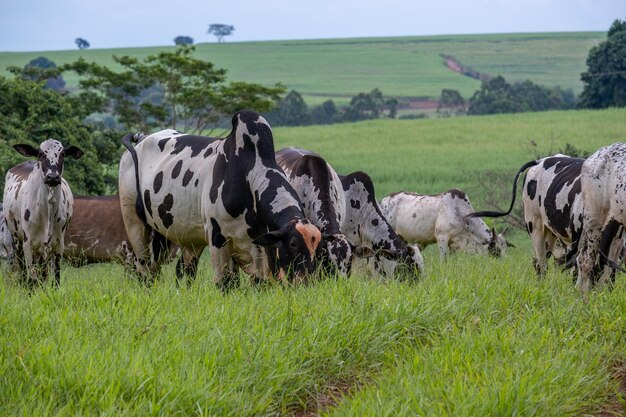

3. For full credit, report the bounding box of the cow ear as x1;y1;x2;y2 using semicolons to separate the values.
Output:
352;245;374;258
405;245;415;257
65;146;84;160
253;231;284;247
13;144;38;157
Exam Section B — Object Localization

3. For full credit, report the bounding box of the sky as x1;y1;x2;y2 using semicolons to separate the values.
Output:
1;0;625;52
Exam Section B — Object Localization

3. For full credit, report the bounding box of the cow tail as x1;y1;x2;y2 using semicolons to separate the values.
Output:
121;133;148;226
468;159;540;218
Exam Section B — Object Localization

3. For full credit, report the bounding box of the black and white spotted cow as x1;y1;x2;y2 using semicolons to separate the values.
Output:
380;189;507;259
275;147;354;277
471;155;591;276
339;171;424;277
576;143;626;297
118;110;321;288
2;139;84;286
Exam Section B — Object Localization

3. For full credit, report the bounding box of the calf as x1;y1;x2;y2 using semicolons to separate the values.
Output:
576;143;626;297
340;171;424;277
275;147;353;277
380;189;507;259
118;110;321;288
471;155;593;276
3;139;83;286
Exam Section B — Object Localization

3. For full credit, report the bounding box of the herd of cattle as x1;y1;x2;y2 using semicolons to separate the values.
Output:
0;110;624;299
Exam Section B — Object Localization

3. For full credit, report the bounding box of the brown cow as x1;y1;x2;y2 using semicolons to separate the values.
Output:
64;195;136;266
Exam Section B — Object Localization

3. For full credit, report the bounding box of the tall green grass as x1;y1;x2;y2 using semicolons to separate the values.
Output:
1;240;625;416
0;32;603;105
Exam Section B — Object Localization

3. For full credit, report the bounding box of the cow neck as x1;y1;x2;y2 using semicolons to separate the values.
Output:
30;165;63;230
360;202;405;252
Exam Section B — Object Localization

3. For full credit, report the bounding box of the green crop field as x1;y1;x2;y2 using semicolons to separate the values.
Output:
0;32;603;106
2;108;626;416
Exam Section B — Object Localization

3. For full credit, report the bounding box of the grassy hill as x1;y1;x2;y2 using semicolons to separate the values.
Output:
0;32;603;106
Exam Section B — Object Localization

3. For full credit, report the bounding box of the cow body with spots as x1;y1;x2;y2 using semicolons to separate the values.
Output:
2;140;83;286
275;147;353;277
339;171;424;277
119;111;321;287
471;155;598;276
576;143;626;296
380;189;506;259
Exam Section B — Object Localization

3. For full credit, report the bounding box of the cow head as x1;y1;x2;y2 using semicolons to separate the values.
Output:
14;139;84;187
375;243;425;279
252;218;321;282
316;233;354;277
487;228;508;257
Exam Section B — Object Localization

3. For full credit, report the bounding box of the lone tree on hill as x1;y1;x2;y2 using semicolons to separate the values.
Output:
208;24;235;43
75;38;90;49
174;36;194;46
579;18;626;108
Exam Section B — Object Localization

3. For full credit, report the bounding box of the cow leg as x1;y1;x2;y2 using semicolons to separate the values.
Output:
175;248;202;287
596;221;623;288
210;245;239;292
435;235;450;260
576;224;602;298
529;227;548;277
52;253;61;287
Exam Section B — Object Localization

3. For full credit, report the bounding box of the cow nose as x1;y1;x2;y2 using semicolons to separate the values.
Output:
45;173;61;186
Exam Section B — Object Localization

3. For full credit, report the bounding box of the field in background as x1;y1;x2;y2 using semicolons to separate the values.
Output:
2;108;626;416
0;32;603;107
272;108;626;202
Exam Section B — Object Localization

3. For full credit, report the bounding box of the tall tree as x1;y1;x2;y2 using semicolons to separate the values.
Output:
579;19;626;108
63;45;283;134
207;24;235;43
437;89;466;117
75;38;90;49
19;56;66;91
266;90;310;126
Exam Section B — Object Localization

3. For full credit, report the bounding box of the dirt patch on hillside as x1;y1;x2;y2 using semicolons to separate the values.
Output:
293;378;365;417
442;54;492;82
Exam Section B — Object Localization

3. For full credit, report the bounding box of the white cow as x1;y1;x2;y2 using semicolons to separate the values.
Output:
3;139;83;286
380;189;507;259
576;143;626;298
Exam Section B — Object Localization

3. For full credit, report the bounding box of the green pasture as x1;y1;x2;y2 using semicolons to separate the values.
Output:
2;108;626;416
0;32;603;106
1;240;625;416
272;107;626;202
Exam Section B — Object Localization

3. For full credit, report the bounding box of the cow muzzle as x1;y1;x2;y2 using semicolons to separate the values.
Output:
44;173;61;186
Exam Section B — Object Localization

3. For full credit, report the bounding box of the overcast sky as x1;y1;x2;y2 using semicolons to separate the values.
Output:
1;0;625;52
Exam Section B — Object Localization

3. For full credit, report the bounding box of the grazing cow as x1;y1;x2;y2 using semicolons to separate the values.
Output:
118;110;321;288
63;195;139;267
275;147;353;277
471;155;590;276
3;139;83;286
340;171;424;277
0;204;14;262
576;143;626;297
380;189;507;259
